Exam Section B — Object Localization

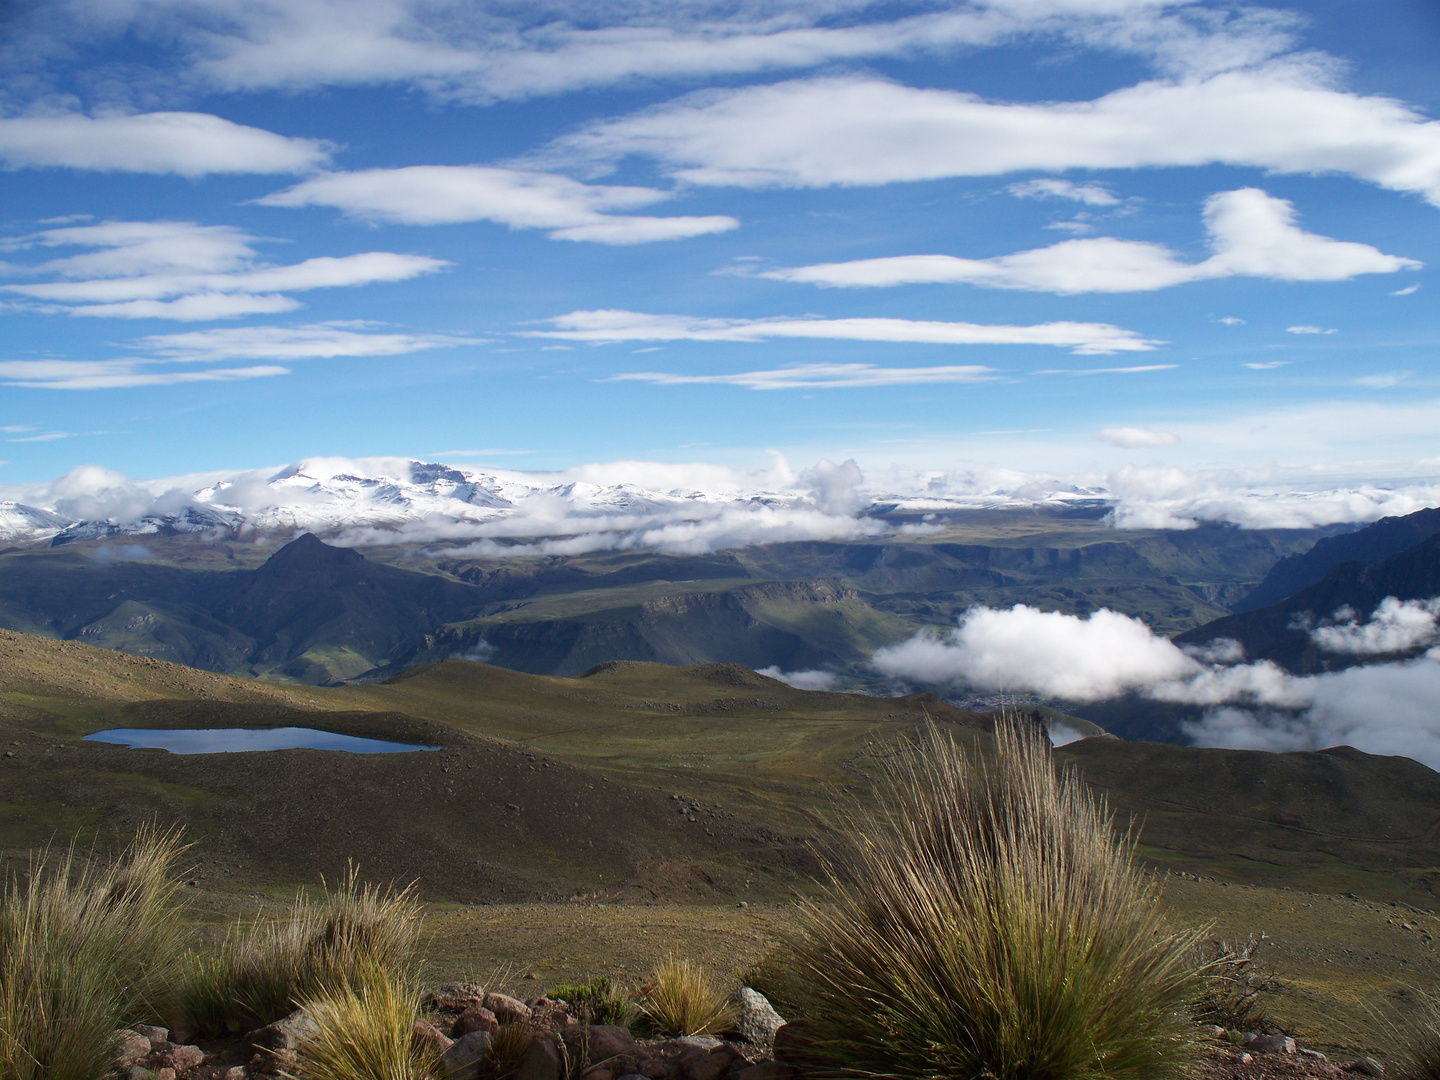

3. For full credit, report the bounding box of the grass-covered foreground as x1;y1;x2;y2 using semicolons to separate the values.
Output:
4;727;1440;1080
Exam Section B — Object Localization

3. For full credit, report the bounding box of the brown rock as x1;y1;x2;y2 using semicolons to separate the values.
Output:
223;1068;247;1080
1246;1035;1297;1055
429;983;489;1014
156;1070;177;1080
115;1034;153;1069
454;1007;499;1038
413;1018;455;1055
582;1069;617;1080
442;1031;493;1080
565;1025;639;1067
484;993;534;1025
169;1028;197;1048
683;1049;733;1080
640;1061;673;1080
134;1025;169;1045
515;1036;563;1080
159;1044;206;1072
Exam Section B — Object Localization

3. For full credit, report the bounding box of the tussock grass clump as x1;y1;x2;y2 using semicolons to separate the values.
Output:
1394;992;1440;1080
293;958;441;1080
636;958;736;1037
776;722;1205;1080
180;867;421;1035
547;976;635;1028
482;1023;536;1080
1191;935;1287;1034
0;826;187;1080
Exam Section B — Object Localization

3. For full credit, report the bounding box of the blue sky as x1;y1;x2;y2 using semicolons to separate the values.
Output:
1;0;1437;516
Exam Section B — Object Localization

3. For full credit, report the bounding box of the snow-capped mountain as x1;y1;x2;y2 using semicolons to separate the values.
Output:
0;457;1098;553
3;456;1432;552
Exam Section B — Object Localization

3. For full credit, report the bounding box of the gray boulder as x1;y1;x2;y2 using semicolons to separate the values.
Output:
250;1009;319;1053
730;989;783;1050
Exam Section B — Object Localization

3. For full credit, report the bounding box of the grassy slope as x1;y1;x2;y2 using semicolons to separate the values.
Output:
3;628;1438;1051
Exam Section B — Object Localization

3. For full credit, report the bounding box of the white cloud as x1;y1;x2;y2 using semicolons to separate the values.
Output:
1243;360;1287;369
6;431;75;443
761;189;1420;292
1007;178;1120;205
1392;284;1420;296
1286;324;1337;334
9;0;1295;104
0;112;329;175
135;323;481;362
612;362;1000;390
872;604;1199;700
1355;372;1409;389
1310;597;1440;656
0;360;288;390
1219;316;1245;325
556;70;1440;206
1097;426;1178;448
526;309;1161;354
0;221;446;320
258;166;737;244
757;666;841;690
872;601;1440;769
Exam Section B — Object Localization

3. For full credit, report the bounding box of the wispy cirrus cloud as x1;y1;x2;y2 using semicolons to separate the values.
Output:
0;360;288;390
611;362;999;390
3;0;1300;104
524;309;1161;354
760;189;1419;292
0;112;330;175
258;165;737;244
0;220;446;320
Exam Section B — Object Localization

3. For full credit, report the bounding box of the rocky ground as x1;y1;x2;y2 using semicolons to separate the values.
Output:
110;989;1398;1080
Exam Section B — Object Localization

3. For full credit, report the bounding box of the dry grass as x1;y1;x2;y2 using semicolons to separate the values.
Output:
293;957;441;1080
180;866;421;1034
774;721;1206;1080
636;958;736;1037
1191;935;1288;1034
1394;992;1440;1080
0;827;187;1080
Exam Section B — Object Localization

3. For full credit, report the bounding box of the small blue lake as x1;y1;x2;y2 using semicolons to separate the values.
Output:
84;727;441;755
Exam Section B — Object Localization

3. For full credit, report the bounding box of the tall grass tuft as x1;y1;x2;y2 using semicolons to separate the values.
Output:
636;958;736;1037
1395;991;1440;1080
1191;935;1286;1034
180;866;421;1035
775;721;1205;1080
293;957;441;1080
0;826;188;1080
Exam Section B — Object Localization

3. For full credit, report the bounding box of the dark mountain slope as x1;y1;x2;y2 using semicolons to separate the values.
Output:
1176;531;1440;673
1235;507;1440;612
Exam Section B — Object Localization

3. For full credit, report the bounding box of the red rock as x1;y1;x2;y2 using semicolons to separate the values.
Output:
413;1018;454;1055
159;1044;206;1072
115;1034;152;1069
484;993;534;1025
454;1007;499;1038
516;1036;563;1080
641;1060;673;1080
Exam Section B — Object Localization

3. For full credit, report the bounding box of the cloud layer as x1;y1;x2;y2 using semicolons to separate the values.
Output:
762;189;1420;292
872;600;1440;769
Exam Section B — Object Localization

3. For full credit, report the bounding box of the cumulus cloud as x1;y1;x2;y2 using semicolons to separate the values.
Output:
872;601;1440;769
757;666;840;691
0;112;329;175
259;166;737;244
0;221;446;321
555;70;1440;207
761;189;1420;292
527;309;1161;354
1308;597;1440;656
